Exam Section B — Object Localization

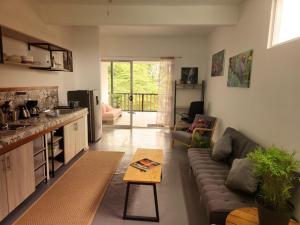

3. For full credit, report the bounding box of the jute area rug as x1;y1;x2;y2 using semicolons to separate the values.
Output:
13;151;124;225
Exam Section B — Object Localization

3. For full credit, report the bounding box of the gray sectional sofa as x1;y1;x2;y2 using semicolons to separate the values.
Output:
187;127;259;225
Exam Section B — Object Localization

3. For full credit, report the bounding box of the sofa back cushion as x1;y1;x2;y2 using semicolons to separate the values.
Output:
223;127;259;165
102;103;107;114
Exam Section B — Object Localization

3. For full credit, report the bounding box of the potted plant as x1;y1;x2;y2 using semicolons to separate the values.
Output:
247;146;300;225
191;132;211;148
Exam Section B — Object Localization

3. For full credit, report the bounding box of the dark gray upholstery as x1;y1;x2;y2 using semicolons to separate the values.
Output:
223;127;259;165
187;127;259;225
172;131;192;144
225;158;259;194
211;134;232;161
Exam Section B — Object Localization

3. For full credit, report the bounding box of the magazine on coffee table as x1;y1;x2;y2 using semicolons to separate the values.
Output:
130;158;160;172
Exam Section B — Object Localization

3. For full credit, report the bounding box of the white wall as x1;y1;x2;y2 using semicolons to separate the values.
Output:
0;0;101;105
205;0;300;219
101;62;110;104
100;35;208;108
64;26;101;91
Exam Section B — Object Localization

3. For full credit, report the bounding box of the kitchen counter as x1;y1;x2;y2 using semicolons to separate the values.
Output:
0;108;88;155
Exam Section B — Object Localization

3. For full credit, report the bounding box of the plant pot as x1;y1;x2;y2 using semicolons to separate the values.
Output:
256;197;294;225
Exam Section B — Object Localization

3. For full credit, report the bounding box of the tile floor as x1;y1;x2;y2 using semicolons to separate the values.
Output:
90;128;209;225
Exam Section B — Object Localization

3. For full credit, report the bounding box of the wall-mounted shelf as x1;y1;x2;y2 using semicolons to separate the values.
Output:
4;60;50;69
0;25;73;72
175;83;202;89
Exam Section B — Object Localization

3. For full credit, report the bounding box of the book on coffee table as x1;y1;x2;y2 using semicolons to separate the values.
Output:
130;158;160;172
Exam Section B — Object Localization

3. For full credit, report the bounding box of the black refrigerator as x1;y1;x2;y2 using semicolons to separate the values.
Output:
67;90;102;142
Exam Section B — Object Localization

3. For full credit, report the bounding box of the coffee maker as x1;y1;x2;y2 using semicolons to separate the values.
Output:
26;100;40;117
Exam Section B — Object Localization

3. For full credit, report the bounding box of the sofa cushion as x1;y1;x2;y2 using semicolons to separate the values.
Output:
225;158;259;194
188;148;230;192
101;103;107;114
201;185;255;224
223;127;259;165
211;134;232;162
172;131;192;144
187;128;259;225
102;108;122;120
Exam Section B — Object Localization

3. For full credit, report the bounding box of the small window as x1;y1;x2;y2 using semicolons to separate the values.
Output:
269;0;300;47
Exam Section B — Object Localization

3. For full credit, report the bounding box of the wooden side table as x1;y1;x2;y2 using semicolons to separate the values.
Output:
226;208;299;225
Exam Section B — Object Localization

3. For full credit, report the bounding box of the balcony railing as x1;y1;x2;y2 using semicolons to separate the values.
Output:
109;93;158;112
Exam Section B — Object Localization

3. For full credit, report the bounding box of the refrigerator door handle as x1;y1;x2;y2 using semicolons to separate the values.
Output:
96;96;99;105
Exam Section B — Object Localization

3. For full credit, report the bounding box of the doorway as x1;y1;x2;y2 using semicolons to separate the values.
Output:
101;60;160;128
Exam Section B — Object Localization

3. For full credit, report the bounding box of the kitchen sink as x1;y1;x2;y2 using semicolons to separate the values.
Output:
56;109;75;114
45;108;76;117
0;124;31;131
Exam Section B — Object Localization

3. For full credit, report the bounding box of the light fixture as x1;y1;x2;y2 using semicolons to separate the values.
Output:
107;0;112;16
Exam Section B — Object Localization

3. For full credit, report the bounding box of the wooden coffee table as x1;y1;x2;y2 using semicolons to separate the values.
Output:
123;148;163;222
226;207;299;225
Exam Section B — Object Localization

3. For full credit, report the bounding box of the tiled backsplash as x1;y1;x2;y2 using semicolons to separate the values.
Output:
0;86;58;111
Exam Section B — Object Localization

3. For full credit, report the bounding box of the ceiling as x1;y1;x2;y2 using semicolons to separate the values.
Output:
37;0;244;5
100;25;216;37
36;0;242;28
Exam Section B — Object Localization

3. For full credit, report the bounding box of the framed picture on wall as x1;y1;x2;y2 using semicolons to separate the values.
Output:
181;67;198;84
211;50;225;77
227;49;254;88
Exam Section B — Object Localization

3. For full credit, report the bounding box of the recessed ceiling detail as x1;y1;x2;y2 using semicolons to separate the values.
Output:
100;25;216;37
37;0;244;6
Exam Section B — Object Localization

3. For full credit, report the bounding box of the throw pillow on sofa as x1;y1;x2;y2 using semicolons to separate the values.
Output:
225;158;259;194
211;134;232;161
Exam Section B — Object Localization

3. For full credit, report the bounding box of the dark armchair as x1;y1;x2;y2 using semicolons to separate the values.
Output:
181;101;204;124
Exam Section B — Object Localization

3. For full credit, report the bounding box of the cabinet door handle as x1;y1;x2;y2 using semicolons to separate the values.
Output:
74;123;78;131
1;158;5;171
6;156;11;170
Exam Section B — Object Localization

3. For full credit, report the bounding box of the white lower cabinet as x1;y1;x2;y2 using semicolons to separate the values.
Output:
0;155;9;221
0;142;35;221
64;115;88;164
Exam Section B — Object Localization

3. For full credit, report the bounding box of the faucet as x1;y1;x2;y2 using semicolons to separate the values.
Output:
44;95;52;111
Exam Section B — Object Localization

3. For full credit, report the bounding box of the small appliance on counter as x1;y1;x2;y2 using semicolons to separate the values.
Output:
67;90;101;143
18;105;30;119
26;100;40;117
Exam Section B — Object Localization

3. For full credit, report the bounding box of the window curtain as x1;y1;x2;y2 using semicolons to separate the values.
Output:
156;57;175;127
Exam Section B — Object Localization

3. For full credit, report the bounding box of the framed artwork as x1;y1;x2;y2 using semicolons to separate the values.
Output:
211;50;225;77
181;67;198;84
227;50;254;88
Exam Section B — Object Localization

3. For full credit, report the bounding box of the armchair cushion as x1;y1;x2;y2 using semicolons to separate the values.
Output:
211;134;232;161
172;131;192;145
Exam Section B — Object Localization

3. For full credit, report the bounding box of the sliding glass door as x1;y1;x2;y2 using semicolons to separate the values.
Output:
101;60;160;128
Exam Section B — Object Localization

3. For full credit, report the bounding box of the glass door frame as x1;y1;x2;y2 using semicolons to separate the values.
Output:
103;60;133;129
102;59;161;129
